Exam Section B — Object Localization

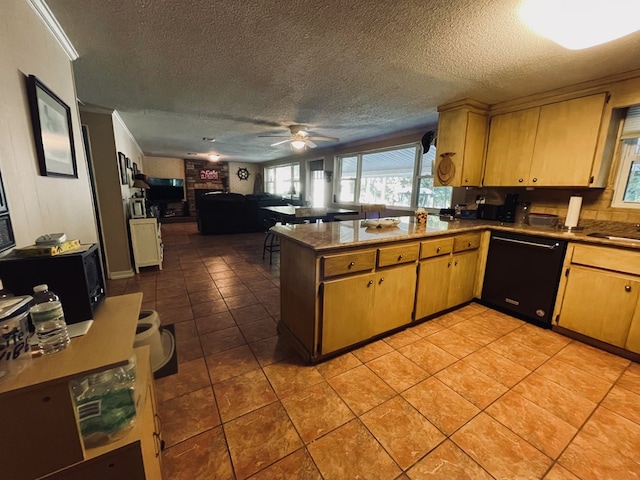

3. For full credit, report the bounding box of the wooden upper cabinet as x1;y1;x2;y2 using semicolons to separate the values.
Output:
484;108;540;186
435;100;489;187
530;93;607;186
483;93;607;187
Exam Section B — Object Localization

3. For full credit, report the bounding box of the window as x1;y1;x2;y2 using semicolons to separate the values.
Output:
612;106;640;208
264;163;300;199
308;159;325;207
416;146;453;209
336;143;452;208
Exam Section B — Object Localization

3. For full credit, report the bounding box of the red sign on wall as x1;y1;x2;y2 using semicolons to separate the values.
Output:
200;169;219;180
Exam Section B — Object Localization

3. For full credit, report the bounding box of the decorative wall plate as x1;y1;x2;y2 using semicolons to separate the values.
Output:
237;167;250;181
437;152;456;185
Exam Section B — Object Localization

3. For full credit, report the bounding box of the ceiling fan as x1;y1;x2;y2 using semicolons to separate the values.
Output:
259;125;339;149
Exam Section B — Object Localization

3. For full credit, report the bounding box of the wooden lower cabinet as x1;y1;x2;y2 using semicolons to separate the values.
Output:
557;244;640;355
559;265;640;348
448;250;479;308
321;273;375;354
415;255;451;319
371;264;417;336
415;235;480;321
320;264;416;355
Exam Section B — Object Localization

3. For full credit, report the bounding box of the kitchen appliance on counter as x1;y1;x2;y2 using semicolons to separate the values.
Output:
498;193;518;223
476;204;501;220
481;231;567;328
0;244;105;324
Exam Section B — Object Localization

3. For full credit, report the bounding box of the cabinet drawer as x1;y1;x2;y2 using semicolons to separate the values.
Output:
322;250;376;278
453;233;481;253
420;237;454;259
571;244;640;276
377;243;419;267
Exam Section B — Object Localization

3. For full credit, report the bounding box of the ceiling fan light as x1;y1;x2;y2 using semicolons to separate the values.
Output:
208;154;220;161
291;140;306;150
520;0;640;49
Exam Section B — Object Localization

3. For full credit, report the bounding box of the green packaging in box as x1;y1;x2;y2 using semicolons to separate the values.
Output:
70;356;137;446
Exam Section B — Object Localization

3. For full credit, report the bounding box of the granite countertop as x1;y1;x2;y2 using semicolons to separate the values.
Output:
271;215;640;252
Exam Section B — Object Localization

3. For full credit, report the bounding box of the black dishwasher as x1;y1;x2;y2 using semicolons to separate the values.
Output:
481;231;567;328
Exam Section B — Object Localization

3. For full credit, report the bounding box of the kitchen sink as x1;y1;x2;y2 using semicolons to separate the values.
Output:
587;232;640;242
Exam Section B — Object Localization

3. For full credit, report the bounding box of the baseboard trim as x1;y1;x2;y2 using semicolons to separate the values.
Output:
109;269;135;280
553;325;640;363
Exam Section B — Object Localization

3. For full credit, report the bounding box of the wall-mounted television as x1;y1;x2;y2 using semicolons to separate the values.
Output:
146;177;185;203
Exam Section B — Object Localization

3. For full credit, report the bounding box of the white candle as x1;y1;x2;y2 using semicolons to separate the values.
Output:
565;196;582;228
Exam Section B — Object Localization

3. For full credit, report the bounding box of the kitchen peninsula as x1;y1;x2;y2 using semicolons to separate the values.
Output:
273;216;640;363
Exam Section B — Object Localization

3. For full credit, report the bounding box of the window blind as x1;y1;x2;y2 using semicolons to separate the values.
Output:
622;106;640;138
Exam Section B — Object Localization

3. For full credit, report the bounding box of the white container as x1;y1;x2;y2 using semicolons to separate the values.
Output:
0;296;33;381
134;310;174;372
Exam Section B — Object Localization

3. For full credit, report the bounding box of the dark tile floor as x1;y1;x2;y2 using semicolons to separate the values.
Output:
107;222;640;479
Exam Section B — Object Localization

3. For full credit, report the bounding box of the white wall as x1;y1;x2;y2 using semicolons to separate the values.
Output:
228;161;259;194
0;0;98;249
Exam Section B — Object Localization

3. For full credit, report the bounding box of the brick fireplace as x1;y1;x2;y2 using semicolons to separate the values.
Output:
184;159;229;217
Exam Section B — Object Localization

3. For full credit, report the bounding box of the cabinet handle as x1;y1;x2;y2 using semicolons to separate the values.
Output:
448;262;452;267
532;178;538;183
348;261;355;268
625;285;632;292
436;247;441;253
397;254;404;260
154;412;162;435
467;242;472;247
379;277;384;284
367;280;374;287
153;432;162;457
454;260;459;266
518;178;524;183
464;178;468;183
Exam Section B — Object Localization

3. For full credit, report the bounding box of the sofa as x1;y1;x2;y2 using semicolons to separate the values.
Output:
196;192;304;235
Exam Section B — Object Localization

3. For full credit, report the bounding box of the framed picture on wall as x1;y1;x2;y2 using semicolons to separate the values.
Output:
0;214;15;253
0;171;8;215
26;74;78;178
118;152;127;185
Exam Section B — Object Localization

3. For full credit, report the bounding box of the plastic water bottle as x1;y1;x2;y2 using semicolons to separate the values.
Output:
29;284;70;355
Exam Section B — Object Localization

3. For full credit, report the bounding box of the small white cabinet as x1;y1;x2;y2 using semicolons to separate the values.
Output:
130;218;163;273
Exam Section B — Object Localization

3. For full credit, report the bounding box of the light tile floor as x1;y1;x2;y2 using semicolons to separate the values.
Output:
107;222;640;480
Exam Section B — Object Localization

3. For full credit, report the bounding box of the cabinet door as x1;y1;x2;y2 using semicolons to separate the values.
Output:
321;274;375;354
484;108;539;186
447;250;479;308
130;220;162;271
530;93;606;186
460;111;489;186
624;305;640;354
435;109;487;187
559;265;639;347
415;255;452;320
371;264;417;336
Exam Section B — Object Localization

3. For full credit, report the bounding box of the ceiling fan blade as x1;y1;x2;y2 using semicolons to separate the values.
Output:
308;136;339;142
258;135;290;138
304;139;317;148
270;139;292;147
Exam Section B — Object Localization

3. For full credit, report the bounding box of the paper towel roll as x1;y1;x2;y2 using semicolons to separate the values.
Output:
565;196;582;228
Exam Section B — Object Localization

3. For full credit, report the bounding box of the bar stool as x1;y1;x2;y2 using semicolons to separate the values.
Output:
262;218;280;265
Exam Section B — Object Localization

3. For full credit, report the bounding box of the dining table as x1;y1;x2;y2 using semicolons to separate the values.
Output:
261;205;359;224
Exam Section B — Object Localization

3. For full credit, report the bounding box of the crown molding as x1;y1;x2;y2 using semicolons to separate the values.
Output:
113;110;143;154
27;0;79;61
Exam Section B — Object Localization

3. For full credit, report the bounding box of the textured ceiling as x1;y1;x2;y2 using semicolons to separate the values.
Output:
46;0;640;163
